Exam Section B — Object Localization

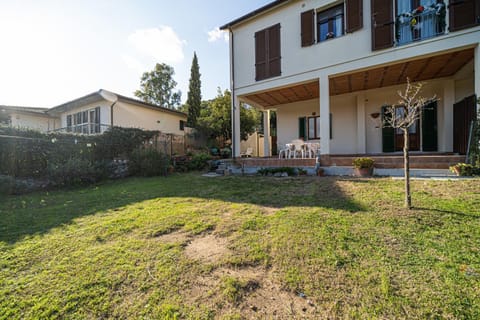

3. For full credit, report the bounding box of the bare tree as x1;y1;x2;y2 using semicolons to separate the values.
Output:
383;79;435;209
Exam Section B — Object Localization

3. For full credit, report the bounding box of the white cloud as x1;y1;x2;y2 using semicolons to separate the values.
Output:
121;54;144;73
128;26;185;64
207;27;228;43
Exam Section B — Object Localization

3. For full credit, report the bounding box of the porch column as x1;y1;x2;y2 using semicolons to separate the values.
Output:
232;96;241;158
319;74;330;154
263;110;271;157
356;94;366;154
475;43;480;113
442;80;455;152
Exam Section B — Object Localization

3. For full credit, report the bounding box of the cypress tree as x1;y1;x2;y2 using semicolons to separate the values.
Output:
186;52;202;128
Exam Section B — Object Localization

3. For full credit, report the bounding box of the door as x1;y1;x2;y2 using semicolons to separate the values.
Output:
394;107;420;151
454;95;477;154
422;101;438;152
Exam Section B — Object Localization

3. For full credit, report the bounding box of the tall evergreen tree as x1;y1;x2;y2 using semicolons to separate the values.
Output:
186;52;202;127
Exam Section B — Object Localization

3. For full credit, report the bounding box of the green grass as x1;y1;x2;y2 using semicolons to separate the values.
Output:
0;174;479;319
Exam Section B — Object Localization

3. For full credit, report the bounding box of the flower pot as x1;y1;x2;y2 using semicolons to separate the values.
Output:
354;167;373;177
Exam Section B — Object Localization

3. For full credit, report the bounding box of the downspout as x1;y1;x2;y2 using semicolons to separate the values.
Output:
229;28;236;158
110;101;117;128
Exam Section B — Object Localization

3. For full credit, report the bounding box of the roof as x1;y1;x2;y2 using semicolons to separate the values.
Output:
47;89;187;118
0;105;53;117
220;0;290;30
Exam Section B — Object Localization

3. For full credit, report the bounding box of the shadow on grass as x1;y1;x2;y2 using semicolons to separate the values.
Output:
0;174;366;244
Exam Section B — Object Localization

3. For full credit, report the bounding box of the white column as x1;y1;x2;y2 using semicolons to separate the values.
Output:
443;80;455;152
475;43;480;113
263;110;271;157
319;74;330;154
356;94;366;154
232;96;241;158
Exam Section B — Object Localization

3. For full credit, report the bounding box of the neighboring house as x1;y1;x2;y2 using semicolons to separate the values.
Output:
1;89;187;136
0;106;58;132
221;0;479;165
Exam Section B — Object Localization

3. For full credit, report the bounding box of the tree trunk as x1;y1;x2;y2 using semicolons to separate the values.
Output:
403;129;412;209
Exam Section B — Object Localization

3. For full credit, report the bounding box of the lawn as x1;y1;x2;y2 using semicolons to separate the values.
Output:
0;174;479;319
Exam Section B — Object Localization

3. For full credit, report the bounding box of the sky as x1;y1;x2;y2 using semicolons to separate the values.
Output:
0;0;271;108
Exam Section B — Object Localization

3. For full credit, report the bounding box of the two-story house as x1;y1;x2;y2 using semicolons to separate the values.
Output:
221;0;479;168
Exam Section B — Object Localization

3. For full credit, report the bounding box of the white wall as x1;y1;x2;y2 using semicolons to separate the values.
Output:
10;113;58;132
114;101;187;135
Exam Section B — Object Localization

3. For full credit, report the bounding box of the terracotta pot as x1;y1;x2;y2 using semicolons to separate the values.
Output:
354;167;373;177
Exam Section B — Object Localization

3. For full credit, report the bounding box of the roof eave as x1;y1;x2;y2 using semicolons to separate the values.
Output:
220;0;290;30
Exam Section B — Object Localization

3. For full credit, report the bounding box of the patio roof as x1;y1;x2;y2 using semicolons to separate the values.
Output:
242;47;474;108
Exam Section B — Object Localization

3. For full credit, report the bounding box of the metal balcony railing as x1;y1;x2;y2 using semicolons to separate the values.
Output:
51;123;111;135
396;8;445;46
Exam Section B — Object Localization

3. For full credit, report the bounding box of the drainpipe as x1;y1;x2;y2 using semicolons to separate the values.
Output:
110;101;117;128
229;28;236;158
99;90;119;129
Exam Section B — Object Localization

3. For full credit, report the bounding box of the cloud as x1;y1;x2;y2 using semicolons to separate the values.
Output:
128;26;185;64
121;54;144;73
207;27;228;43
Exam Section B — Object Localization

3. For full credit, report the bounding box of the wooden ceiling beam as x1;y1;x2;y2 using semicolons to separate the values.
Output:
379;66;389;87
414;57;432;81
396;61;409;83
433;52;459;78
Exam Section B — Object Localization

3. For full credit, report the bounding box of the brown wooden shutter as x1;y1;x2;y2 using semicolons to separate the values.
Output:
371;0;394;51
301;9;315;46
346;0;363;33
449;0;479;32
255;30;267;81
268;24;281;77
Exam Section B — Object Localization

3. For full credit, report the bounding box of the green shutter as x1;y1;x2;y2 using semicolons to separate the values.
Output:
382;106;395;152
298;117;306;139
422;101;438;151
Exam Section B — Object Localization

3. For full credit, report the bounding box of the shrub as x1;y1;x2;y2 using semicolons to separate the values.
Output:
0;175;15;195
128;148;169;177
257;167;297;176
47;158;102;186
449;163;480;176
352;157;375;169
187;152;211;171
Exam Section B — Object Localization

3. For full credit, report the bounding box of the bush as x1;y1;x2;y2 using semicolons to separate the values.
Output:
353;157;375;169
128;148;169;177
257;167;297;176
187;152;212;171
449;163;480;176
0;175;15;195
47;158;103;186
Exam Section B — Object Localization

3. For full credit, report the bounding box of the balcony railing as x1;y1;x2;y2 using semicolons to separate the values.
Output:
396;6;446;46
51;123;111;135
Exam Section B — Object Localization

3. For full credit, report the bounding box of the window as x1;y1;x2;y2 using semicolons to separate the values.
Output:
66;107;101;134
301;1;362;47
179;120;185;131
317;4;344;42
308;116;321;139
255;23;281;81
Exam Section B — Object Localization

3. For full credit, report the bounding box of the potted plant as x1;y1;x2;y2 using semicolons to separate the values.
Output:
353;157;375;177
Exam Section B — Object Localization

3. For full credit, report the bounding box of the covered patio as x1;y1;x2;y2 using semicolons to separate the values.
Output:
234;46;477;168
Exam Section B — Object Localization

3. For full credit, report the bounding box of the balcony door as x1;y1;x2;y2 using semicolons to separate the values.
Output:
396;0;444;44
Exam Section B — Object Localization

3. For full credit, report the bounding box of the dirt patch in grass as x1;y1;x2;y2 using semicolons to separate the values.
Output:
184;234;231;263
155;230;190;244
184;266;316;318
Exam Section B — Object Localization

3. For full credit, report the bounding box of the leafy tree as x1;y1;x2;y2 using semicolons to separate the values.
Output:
186;52;202;128
197;89;260;146
383;79;435;209
134;63;181;109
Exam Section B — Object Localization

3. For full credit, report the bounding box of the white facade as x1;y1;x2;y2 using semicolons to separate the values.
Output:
223;0;480;157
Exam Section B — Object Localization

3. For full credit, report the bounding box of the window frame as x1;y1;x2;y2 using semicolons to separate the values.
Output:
317;3;345;43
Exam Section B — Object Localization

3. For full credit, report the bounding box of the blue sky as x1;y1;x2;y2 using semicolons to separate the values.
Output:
0;0;271;107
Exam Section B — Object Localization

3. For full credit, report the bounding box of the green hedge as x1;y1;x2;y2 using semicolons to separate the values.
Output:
0;126;164;181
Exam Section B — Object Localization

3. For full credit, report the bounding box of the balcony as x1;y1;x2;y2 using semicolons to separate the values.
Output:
395;5;446;46
51;123;111;135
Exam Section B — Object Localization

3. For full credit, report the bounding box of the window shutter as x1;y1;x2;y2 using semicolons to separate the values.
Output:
382;106;395;152
298;117;306;139
255;30;267;81
371;0;394;51
449;0;479;32
301;9;315;46
268;24;281;77
346;0;363;33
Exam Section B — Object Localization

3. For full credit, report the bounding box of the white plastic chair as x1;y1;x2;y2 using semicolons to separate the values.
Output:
291;139;305;158
240;147;253;157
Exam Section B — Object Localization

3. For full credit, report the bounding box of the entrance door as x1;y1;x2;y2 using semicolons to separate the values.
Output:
422;101;438;151
394;107;420;151
454;95;477;154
